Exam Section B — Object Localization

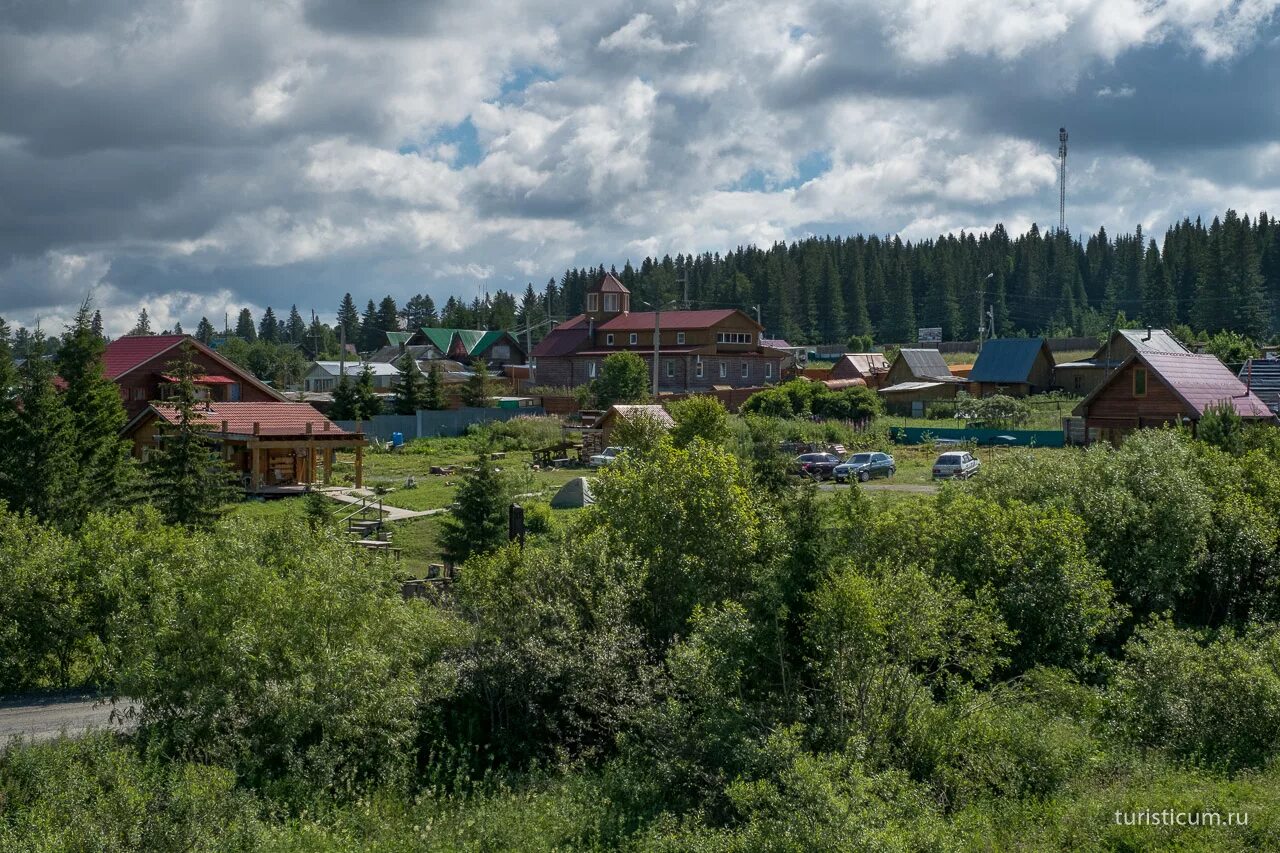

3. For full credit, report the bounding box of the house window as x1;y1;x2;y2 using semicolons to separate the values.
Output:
719;362;727;378
766;362;774;379
1133;367;1147;397
588;361;597;379
606;333;615;346
716;332;751;344
742;362;749;378
629;332;638;345
604;293;619;312
587;293;599;312
696;360;704;379
666;360;675;378
676;332;686;345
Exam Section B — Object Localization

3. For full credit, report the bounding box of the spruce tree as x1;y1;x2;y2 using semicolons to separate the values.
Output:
3;331;78;528
235;308;257;341
423;361;448;410
883;258;916;344
258;307;279;342
439;455;510;563
286;305;307;343
337;293;360;346
144;342;238;528
130;309;154;336
393;352;427;415
58;301;135;519
90;311;104;339
355;364;383;418
460;360;497;408
376;296;400;336
359;300;380;352
330;372;359;421
196;316;216;345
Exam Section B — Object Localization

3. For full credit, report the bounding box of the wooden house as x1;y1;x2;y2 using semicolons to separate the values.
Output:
1072;351;1272;444
829;352;890;386
878;348;968;415
1054;328;1190;397
967;338;1055;397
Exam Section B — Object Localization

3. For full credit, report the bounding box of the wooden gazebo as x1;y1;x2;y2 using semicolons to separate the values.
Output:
123;401;369;492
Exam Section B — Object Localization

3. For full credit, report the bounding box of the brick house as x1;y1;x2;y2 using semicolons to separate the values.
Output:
530;273;787;391
1073;351;1273;444
103;334;284;418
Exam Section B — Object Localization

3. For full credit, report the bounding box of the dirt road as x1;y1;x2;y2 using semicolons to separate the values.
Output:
0;692;135;748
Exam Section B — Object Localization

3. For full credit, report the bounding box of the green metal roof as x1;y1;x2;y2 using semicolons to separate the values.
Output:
472;330;512;354
453;329;486;354
385;331;414;348
419;327;457;353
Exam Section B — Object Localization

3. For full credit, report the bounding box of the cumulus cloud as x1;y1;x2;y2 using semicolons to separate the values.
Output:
1;0;1278;334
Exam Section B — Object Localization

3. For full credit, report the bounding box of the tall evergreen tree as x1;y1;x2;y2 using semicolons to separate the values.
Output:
2;331;78;527
392;352;427;415
439;455;510;563
144;342;238;528
195;317;215;345
258;307;279;343
89;310;104;339
337;293;360;347
376;296;400;337
460;360;497;408
129;309;154;336
359;300;380;352
58;301;135;519
285;305;307;343
403;294;438;329
235;308;257;342
423;361;448;410
883;256;916;344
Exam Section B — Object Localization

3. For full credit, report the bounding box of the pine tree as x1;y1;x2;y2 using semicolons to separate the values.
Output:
376;296;400;337
423;361;448;410
392;352;427;415
235;308;257;341
439;455;510;563
354;365;383;419
130;309;154;336
460;360;497;407
337;293;360;346
58;301;135;520
329;372;359;421
404;294;438;329
196;316;215;345
359;300;380;352
2;331;78;528
258;307;278;342
144;342;237;528
1142;240;1176;329
286;305;307;343
90;311;104;339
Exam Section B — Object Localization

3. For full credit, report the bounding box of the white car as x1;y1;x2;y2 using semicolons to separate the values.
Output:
932;451;980;480
589;446;624;467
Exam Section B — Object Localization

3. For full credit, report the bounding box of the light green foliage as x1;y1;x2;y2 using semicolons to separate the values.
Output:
0;735;263;852
934;494;1121;673
1197;400;1245;454
611;411;670;453
218;336;308;388
586;440;763;644
741;379;881;421
117;515;462;793
475;415;564;450
668;395;730;448
1201;329;1259;364
592;351;650;408
957;393;1031;427
1108;618;1280;772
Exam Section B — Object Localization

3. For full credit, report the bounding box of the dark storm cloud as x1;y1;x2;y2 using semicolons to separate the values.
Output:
301;0;452;36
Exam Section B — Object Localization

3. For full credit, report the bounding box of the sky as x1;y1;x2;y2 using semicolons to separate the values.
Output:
3;0;1280;336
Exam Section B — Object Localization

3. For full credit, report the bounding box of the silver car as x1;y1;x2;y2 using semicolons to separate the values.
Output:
932;451;980;480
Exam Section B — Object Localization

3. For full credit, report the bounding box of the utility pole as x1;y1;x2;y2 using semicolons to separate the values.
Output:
1058;127;1069;234
677;269;689;311
652;308;661;397
978;273;993;352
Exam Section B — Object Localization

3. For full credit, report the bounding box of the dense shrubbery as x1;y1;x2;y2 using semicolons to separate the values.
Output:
741;378;881;421
4;427;1280;848
470;414;564;450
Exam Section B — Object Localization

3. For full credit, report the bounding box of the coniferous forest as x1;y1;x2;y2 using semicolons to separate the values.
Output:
537;210;1279;345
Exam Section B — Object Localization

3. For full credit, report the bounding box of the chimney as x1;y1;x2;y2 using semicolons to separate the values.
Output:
1144;326;1152;342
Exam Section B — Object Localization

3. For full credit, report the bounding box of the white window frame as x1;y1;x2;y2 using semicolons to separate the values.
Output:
719;362;727;378
696;360;704;379
587;293;599;312
766;362;774;379
629;332;638;345
606;333;614;346
588;361;597;379
604;293;619;312
676;332;685;345
666;360;675;378
742;362;749;378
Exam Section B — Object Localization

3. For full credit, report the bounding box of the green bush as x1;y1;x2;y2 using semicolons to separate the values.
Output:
926;401;958;420
473;415;564;451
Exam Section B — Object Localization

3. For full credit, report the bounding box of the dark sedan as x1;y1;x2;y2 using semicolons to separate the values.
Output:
834;452;896;483
794;452;843;480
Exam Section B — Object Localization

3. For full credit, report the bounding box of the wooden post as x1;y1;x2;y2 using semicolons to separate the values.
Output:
305;422;315;485
355;444;364;489
251;446;261;492
323;448;333;485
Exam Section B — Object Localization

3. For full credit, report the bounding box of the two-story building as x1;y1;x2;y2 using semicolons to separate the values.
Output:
103;334;285;418
530;274;787;391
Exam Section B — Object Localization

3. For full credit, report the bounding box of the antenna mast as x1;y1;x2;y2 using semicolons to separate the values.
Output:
1058;127;1068;234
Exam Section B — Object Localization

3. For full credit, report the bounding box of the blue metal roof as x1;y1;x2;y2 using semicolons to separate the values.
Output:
968;338;1052;384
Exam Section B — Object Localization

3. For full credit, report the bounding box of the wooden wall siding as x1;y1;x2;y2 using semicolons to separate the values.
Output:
1083;361;1190;426
885;359;916;386
879;383;959;415
1054;365;1106;397
1028;351;1055;389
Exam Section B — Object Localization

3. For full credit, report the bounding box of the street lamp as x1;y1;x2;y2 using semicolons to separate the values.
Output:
640;298;679;397
978;273;994;352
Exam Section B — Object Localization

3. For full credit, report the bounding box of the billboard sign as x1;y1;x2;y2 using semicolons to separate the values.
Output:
917;327;943;345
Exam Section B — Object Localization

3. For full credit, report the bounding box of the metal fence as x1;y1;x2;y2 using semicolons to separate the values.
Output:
335;406;547;441
888;426;1065;447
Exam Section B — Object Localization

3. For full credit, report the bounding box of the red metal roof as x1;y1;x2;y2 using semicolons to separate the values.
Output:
1140;352;1273;418
531;326;592;357
150;402;352;436
598;309;743;331
102;335;186;378
160;373;238;384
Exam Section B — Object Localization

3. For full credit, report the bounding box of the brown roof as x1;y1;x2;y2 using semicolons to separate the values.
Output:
588;272;630;294
102;334;284;401
601;404;675;428
598;308;747;332
145;402;354;437
1076;351;1273;419
830;352;889;380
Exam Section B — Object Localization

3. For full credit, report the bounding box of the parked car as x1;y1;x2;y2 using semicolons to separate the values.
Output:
794;452;842;480
834;452;896;483
590;446;624;467
932;451;980;479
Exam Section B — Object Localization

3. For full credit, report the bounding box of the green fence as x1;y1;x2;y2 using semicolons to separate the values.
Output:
888;427;1065;447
